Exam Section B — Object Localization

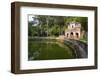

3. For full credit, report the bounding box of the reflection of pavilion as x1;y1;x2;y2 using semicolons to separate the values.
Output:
65;22;83;40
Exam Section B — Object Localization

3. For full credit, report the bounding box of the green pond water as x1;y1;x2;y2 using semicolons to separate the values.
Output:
28;39;76;60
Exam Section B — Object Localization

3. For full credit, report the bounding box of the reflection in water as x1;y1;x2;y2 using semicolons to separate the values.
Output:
28;39;76;60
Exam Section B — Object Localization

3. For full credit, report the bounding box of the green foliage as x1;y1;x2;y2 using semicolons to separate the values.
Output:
65;16;88;31
51;24;60;36
28;15;88;37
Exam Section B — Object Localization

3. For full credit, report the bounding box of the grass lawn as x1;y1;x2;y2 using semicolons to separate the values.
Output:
28;39;76;60
80;38;87;44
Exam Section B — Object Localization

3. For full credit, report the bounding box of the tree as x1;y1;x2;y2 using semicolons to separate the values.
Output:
28;15;88;37
65;17;88;32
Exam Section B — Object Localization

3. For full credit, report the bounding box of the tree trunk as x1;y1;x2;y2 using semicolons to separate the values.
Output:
46;16;49;37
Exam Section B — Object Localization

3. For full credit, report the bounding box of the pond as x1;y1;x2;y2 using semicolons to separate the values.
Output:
28;39;76;60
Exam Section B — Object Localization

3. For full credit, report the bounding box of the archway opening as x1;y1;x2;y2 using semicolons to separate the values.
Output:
67;33;69;37
70;32;73;39
76;33;79;38
71;32;73;35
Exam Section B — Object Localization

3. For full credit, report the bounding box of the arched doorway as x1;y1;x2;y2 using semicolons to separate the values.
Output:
67;33;69;37
71;32;73;35
76;33;79;38
70;32;73;39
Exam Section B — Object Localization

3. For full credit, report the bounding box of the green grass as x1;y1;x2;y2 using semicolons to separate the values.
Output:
80;37;87;44
28;39;76;60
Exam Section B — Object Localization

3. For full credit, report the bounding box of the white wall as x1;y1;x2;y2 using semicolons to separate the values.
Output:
0;0;100;76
